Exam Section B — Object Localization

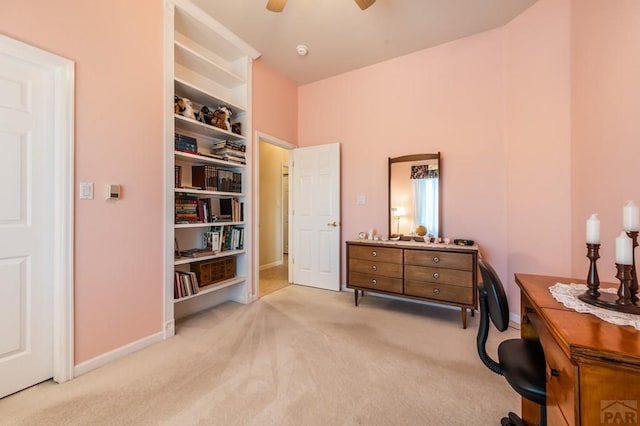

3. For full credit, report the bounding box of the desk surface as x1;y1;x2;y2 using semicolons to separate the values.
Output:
515;273;640;366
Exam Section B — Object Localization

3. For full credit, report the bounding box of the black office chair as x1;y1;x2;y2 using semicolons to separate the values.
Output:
476;259;547;426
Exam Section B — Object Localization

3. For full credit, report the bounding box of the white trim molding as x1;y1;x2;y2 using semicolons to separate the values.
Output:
74;332;164;377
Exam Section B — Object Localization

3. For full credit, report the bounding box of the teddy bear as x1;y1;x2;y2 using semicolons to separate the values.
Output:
211;106;232;131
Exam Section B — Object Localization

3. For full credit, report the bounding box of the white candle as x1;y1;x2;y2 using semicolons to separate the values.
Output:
623;200;639;231
586;213;600;244
615;231;633;265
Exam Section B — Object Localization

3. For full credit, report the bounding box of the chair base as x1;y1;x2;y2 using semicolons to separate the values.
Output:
501;412;525;426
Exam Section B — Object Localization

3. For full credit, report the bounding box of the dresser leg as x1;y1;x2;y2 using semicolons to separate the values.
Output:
354;289;358;306
461;308;467;329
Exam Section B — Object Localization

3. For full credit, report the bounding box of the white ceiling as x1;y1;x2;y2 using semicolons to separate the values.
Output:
191;0;538;86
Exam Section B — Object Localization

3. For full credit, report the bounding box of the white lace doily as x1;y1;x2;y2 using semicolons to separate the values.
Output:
549;283;640;330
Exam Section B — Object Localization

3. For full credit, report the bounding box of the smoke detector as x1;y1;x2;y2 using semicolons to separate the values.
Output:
295;44;309;56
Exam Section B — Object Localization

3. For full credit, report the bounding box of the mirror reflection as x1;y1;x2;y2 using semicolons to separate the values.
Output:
388;153;441;239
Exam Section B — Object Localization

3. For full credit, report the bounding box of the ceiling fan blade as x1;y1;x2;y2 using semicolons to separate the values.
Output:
266;0;287;12
354;0;376;10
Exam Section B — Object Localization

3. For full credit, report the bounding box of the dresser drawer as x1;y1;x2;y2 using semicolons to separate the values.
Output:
530;312;576;426
404;279;473;304
404;265;473;287
404;249;473;271
349;259;402;278
349;245;402;263
348;271;403;294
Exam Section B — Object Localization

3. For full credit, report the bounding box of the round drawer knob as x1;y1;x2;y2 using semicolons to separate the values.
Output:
433;272;439;279
433;288;441;295
371;279;377;285
433;256;440;263
371;251;377;257
371;265;378;271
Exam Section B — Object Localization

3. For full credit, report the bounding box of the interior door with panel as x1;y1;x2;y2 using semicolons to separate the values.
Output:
291;143;341;291
0;38;57;398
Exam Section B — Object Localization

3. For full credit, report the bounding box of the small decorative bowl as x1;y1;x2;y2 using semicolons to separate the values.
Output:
389;235;401;241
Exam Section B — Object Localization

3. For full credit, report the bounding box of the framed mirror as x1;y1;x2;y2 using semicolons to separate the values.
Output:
388;153;441;239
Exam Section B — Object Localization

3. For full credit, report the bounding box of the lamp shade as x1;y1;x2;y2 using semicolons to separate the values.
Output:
392;206;406;217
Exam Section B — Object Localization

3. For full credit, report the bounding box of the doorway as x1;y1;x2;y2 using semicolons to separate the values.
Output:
257;134;293;297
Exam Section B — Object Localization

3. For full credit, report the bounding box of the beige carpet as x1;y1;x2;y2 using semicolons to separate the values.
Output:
0;285;521;425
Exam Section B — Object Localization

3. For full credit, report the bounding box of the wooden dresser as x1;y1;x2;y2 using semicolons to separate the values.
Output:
515;274;640;426
346;240;478;328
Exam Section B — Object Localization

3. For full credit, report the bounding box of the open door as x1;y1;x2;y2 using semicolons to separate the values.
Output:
290;143;340;291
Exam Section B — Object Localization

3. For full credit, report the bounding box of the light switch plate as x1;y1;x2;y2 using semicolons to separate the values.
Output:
357;195;366;205
79;182;93;200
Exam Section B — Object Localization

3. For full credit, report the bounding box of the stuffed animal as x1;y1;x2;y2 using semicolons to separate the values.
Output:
211;106;232;131
174;96;185;114
197;106;211;124
180;98;196;120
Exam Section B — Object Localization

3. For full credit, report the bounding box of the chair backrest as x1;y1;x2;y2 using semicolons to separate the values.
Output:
478;259;510;332
476;259;511;375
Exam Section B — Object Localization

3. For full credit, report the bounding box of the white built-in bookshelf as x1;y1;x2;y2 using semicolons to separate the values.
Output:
164;0;260;335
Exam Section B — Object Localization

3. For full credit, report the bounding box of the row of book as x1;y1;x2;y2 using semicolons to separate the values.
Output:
212;140;246;164
175;134;247;164
175;133;197;154
204;225;245;252
175;196;243;224
174;271;199;299
175;193;199;223
190;165;242;193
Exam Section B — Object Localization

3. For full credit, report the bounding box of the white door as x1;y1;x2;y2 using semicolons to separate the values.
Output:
0;40;58;398
291;143;340;291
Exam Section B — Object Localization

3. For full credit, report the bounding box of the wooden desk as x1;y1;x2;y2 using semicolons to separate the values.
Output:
515;274;640;426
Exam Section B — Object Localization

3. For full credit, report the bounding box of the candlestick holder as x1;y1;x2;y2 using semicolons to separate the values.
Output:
584;243;600;297
579;262;640;314
626;230;639;303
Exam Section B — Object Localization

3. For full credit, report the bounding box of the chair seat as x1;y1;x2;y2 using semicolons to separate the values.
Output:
498;338;547;406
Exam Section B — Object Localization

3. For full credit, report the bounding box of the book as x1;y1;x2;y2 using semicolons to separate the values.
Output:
179;248;215;258
174;165;182;188
203;230;221;252
192;165;217;191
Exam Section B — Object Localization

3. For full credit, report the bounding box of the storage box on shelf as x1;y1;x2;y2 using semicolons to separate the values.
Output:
165;0;259;327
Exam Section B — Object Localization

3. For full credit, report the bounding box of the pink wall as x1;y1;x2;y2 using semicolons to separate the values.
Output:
0;1;164;363
298;0;574;307
253;58;298;144
571;0;640;282
503;0;572;309
298;31;509;290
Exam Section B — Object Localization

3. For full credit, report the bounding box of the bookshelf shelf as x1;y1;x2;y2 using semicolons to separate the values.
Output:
175;78;245;115
174;114;245;142
174;41;244;88
175;221;244;229
174;150;246;169
165;0;258;328
174;249;245;266
174;276;246;303
174;188;244;197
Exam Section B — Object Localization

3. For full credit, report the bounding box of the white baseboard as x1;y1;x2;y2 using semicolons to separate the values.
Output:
74;331;163;377
260;260;283;270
